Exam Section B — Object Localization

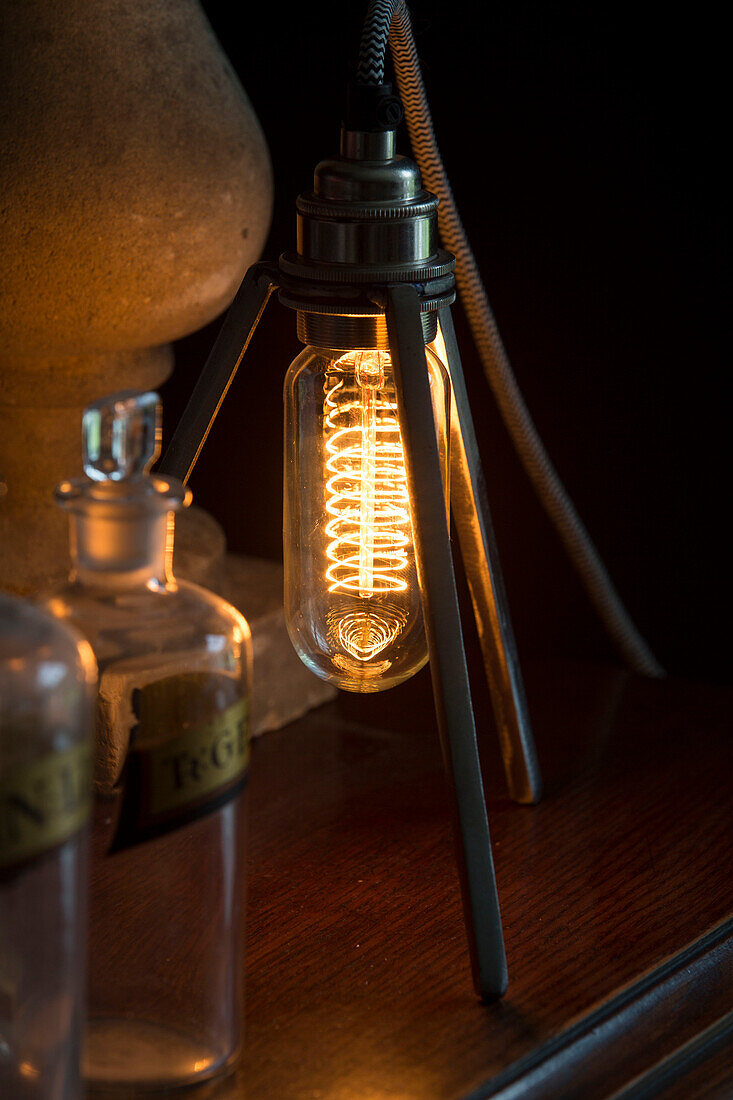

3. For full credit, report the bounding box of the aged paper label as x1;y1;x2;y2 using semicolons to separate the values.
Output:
111;677;249;852
0;741;92;871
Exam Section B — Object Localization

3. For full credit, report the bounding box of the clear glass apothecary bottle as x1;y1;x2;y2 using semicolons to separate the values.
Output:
42;392;252;1091
1;590;96;1100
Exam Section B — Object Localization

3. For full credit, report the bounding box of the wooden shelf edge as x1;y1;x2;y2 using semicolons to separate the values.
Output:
606;1010;733;1100
468;919;733;1100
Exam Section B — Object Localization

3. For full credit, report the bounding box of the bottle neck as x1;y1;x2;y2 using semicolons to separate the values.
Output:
68;509;174;589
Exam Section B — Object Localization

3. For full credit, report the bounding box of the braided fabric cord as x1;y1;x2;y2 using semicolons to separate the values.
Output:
383;3;664;677
357;0;401;84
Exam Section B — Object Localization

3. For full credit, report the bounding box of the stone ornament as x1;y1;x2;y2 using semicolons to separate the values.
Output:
0;0;273;593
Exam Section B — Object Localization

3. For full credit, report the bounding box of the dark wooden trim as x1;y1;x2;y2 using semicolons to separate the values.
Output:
607;1010;733;1100
468;920;733;1099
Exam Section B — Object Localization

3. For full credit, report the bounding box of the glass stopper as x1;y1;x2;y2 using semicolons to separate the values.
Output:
82;391;161;482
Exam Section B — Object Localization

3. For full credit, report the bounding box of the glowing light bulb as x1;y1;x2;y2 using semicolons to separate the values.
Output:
325;350;410;663
284;341;450;692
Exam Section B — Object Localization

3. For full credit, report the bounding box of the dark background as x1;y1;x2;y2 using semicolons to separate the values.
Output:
162;1;729;685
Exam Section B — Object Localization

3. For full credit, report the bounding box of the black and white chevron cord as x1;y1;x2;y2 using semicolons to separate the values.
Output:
356;0;401;85
355;1;664;677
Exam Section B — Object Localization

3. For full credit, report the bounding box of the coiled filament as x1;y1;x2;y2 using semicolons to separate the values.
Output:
323;351;411;661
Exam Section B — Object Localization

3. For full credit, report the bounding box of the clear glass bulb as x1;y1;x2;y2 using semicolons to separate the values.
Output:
284;342;450;692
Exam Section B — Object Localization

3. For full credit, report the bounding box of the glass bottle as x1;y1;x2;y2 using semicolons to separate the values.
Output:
0;591;96;1100
284;342;450;693
41;392;252;1091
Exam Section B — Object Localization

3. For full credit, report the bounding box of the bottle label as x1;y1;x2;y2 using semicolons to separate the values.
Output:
111;690;250;853
0;741;92;872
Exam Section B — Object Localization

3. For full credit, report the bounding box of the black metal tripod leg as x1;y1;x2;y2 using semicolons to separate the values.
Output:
386;285;508;1002
437;307;542;805
159;262;279;483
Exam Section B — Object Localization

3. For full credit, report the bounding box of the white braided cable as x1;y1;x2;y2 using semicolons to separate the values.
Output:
386;3;665;678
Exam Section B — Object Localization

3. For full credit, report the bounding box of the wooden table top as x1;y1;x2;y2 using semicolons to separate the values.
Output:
207;659;732;1099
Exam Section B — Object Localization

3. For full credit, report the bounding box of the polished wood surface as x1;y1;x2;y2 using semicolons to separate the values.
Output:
205;659;731;1099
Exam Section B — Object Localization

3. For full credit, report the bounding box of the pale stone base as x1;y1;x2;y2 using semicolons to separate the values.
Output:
221;554;336;736
173;511;336;734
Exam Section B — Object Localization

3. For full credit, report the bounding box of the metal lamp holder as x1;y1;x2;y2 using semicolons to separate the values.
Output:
160;115;542;1002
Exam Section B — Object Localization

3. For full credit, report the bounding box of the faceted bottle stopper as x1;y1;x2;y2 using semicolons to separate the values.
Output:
82;391;161;482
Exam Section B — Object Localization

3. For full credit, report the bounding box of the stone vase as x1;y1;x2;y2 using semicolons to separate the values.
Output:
0;0;273;593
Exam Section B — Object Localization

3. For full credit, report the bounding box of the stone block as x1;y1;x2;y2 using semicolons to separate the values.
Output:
221;554;336;736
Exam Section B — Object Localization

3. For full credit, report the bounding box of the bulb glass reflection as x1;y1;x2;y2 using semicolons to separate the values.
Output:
284;342;450;692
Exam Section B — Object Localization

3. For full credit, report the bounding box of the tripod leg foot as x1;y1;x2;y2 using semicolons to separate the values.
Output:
386;284;508;1001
